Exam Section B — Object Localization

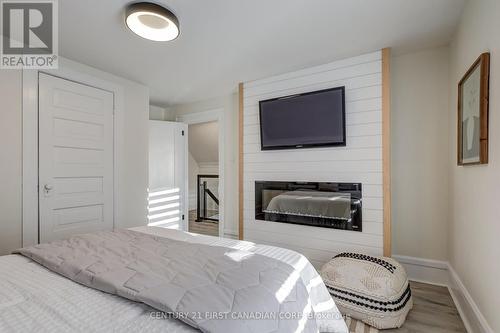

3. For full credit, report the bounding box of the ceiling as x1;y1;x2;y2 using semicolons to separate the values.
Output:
188;121;219;164
59;0;465;106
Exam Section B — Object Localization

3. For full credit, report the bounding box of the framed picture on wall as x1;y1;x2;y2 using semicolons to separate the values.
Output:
457;52;490;165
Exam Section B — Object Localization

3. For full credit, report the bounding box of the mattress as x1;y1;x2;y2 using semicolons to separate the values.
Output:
0;226;347;333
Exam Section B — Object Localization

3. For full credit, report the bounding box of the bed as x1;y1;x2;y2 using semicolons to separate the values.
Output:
0;226;348;333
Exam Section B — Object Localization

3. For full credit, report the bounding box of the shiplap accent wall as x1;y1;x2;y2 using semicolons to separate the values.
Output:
242;51;383;268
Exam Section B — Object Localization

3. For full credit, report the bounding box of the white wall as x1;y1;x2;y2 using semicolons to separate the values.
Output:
0;70;22;255
188;121;219;163
448;0;500;331
198;162;219;175
391;46;450;261
150;105;166;120
171;94;239;238
242;51;384;268
0;59;149;255
150;105;175;121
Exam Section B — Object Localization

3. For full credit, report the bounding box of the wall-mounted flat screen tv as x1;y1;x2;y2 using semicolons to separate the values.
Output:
259;86;346;150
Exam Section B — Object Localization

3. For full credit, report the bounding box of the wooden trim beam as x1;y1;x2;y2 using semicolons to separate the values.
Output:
382;48;392;257
238;82;244;240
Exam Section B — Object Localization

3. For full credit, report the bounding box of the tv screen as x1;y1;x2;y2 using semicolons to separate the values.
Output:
259;86;346;150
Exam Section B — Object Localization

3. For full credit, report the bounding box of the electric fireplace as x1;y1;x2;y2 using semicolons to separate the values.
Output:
255;181;362;231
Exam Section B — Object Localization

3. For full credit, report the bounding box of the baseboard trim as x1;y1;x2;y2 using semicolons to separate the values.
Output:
223;230;238;239
392;255;493;333
447;264;494;333
392;254;449;286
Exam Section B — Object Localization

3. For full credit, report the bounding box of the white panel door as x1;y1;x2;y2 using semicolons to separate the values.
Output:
148;121;188;230
38;73;114;243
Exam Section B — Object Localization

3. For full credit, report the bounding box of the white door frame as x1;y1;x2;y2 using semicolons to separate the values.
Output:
22;58;124;246
176;109;225;238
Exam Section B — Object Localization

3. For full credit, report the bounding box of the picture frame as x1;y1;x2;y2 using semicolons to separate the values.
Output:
457;52;490;165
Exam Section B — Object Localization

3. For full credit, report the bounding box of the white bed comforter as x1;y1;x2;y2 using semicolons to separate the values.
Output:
0;254;197;333
2;227;347;333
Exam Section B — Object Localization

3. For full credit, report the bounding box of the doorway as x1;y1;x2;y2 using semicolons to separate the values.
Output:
38;73;114;243
22;69;121;247
187;121;220;237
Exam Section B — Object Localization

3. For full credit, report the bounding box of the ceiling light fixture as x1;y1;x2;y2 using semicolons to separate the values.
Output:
125;2;179;41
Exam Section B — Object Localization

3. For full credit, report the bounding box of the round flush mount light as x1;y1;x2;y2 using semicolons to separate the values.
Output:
125;2;180;41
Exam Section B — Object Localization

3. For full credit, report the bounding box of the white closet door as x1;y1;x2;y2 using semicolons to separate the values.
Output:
148;121;188;230
38;73;114;243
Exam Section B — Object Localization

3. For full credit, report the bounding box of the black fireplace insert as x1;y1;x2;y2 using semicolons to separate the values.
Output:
255;181;362;231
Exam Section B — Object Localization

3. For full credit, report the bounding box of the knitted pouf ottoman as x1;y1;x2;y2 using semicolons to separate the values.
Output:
320;253;413;329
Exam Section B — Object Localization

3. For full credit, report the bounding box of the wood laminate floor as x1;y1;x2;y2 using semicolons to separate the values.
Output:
386;281;467;333
188;209;219;237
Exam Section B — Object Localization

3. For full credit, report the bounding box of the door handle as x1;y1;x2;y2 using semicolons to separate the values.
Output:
44;184;53;194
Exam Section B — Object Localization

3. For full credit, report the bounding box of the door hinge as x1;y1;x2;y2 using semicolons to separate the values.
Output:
181;130;185;136
182;214;185;220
